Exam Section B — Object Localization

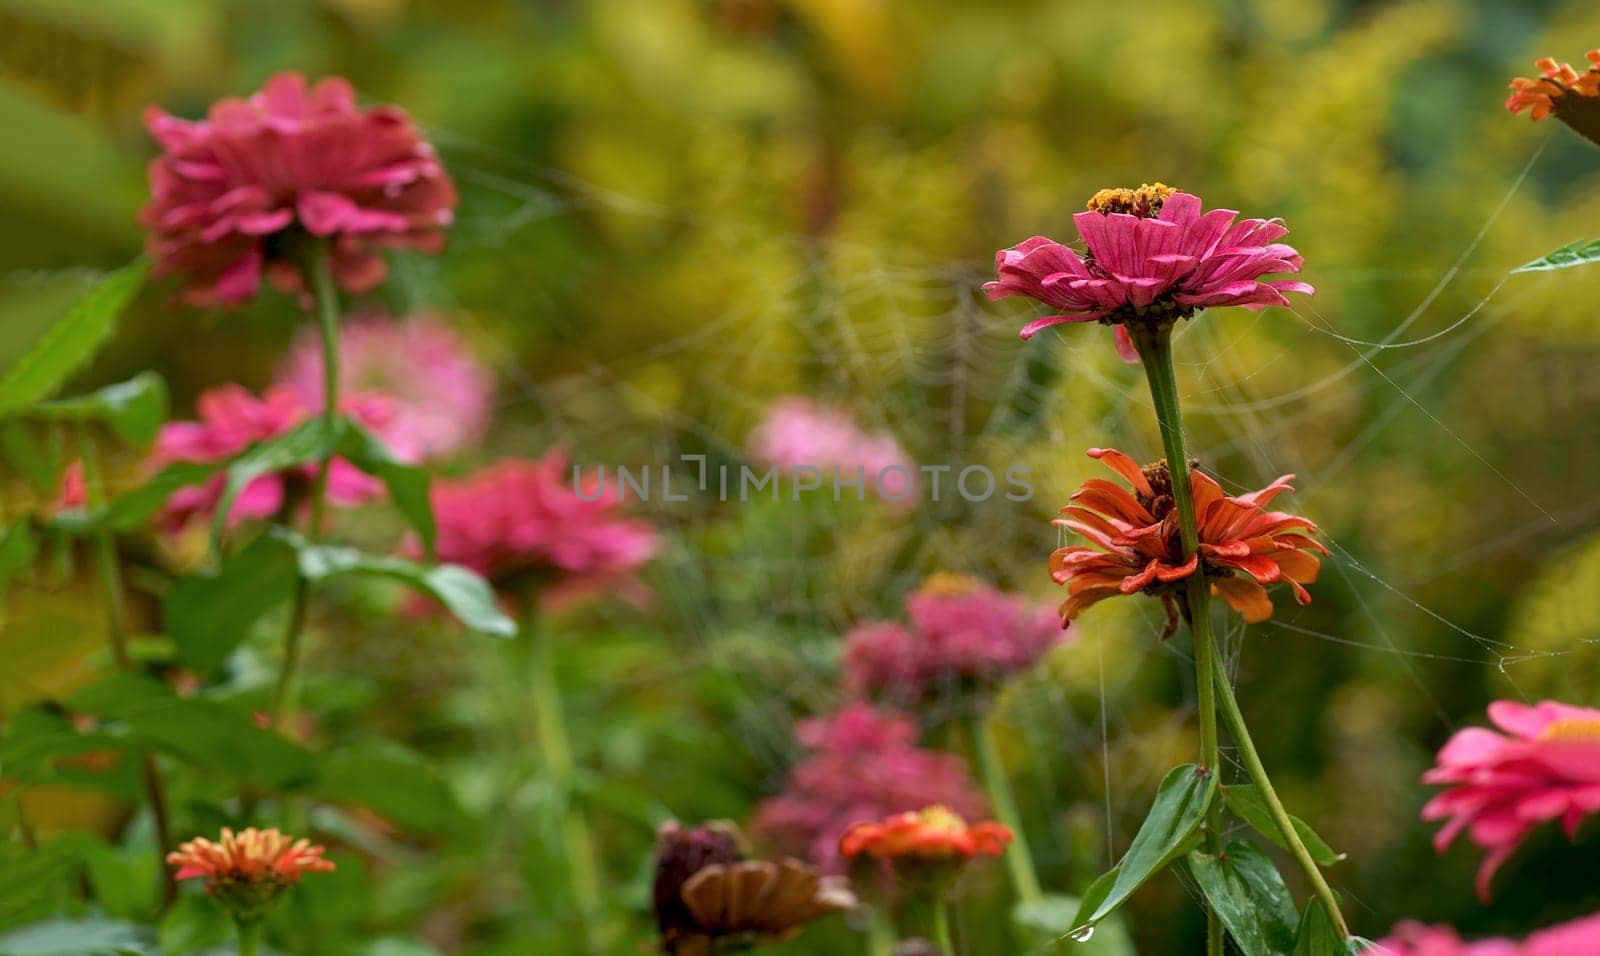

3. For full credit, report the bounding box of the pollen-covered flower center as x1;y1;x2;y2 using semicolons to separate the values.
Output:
1085;182;1179;218
1537;716;1600;743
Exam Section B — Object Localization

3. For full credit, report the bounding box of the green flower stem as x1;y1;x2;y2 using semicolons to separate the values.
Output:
267;240;341;733
932;898;955;954
867;908;895;956
966;713;1042;905
1213;654;1351;938
234;919;261;956
1131;323;1349;942
78;427;175;904
1130;324;1223;956
523;603;605;947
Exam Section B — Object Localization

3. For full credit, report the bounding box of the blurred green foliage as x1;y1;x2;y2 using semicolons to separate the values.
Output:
4;0;1600;953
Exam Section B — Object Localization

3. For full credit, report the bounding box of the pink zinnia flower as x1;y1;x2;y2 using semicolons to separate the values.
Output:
1422;700;1600;900
276;310;494;460
149;383;389;529
984;184;1312;361
1375;913;1600;956
141;72;456;306
424;452;659;605
843;573;1066;705
748;398;915;507
1373;922;1517;956
750;703;988;873
53;461;88;513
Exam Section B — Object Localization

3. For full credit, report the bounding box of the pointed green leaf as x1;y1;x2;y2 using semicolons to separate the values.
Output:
32;372;168;446
312;740;464;833
1512;237;1600;274
209;416;340;546
54;460;229;535
163;533;299;671
1292;898;1343;956
1223;785;1345;866
335;419;435;555
280;531;514;637
0;259;148;415
0;915;156;956
1189;840;1299;956
1;423;63;492
1014;895;1135;955
1072;764;1218;934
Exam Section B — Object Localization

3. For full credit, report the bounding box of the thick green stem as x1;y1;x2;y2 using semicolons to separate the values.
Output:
1130;322;1349;942
866;908;895;956
234;919;261;956
966;713;1042;905
1131;325;1224;956
267;241;341;734
1214;656;1351;938
78;428;175;904
931;898;955;954
524;604;604;947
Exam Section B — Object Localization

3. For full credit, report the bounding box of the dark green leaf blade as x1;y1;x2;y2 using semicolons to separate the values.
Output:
312;740;464;833
0;259;148;415
33;372;168;446
1073;764;1218;933
1511;237;1600;274
336;419;435;555
1292;898;1343;956
209;416;340;546
1014;895;1135;955
0;521;36;596
1189;840;1299;956
1223;785;1345;866
163;533;299;671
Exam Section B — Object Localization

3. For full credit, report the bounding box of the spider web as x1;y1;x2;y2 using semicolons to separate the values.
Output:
391;114;1597;935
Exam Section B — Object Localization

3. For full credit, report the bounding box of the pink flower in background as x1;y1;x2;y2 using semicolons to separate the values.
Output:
748;398;915;507
141;72;456;306
150;384;388;529
1373;922;1517;956
843;573;1066;704
277;311;494;460
425;451;659;605
1375;913;1600;956
1422;700;1600;900
750;703;987;872
53;461;88;513
985;184;1312;361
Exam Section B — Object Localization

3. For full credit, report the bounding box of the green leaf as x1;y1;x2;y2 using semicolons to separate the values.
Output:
1189;840;1299;956
0;915;155;955
336;420;435;556
210;416;340;546
0;260;148;416
1512;237;1600;274
281;531;515;637
1223;785;1345;866
0;521;36;596
1292;898;1343;956
67;673;316;788
0;838;92;926
31;372;168;446
208;416;436;551
163;532;299;671
58;460;227;534
312;740;464;833
1071;764;1218;935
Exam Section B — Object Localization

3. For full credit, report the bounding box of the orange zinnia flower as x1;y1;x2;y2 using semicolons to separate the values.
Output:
1050;448;1325;634
838;805;1012;862
1507;50;1600;145
167;827;334;921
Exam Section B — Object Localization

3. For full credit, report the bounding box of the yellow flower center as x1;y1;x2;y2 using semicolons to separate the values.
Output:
1086;182;1180;218
1537;716;1600;744
917;572;983;597
915;805;968;834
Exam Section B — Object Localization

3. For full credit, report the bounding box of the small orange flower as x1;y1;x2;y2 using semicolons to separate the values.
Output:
1050;448;1325;634
1507;50;1600;145
167;827;334;921
839;806;1012;862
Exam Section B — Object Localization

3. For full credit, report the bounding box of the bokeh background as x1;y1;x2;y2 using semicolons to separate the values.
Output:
4;0;1600;952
